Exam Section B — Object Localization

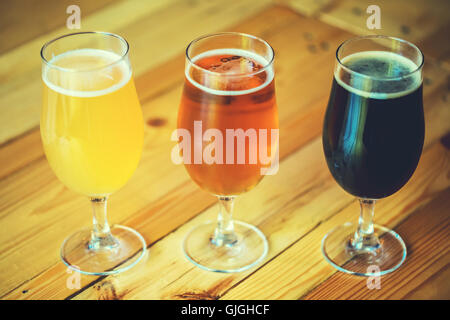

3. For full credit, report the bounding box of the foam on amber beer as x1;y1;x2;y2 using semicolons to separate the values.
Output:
185;48;274;95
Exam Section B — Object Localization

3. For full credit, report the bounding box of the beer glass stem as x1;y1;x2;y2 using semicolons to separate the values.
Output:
351;199;381;252
89;197;119;250
212;196;238;247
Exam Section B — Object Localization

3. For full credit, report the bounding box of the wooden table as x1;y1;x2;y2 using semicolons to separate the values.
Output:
0;0;449;300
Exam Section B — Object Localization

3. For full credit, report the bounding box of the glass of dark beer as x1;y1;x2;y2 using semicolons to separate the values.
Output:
322;35;424;276
177;33;278;272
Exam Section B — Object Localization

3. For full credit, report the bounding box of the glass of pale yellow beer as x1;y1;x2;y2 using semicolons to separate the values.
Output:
40;32;146;275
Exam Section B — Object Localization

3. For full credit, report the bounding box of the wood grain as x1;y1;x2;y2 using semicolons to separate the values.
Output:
2;5;347;299
0;0;272;144
0;0;118;54
221;141;450;300
281;0;450;67
0;1;449;300
304;188;450;300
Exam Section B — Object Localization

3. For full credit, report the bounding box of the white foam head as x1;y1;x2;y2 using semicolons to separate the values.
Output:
42;48;132;98
335;51;422;99
185;48;274;96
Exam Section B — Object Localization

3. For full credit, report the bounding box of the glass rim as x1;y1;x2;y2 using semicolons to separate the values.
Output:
40;31;130;73
185;32;275;77
336;35;424;81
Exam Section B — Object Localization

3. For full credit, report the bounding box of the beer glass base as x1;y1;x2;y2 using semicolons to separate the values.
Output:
183;220;268;273
321;222;407;276
61;225;147;276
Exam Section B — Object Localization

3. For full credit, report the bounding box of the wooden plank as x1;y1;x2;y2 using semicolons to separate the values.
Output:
0;50;186;181
281;0;450;65
321;0;449;44
221;141;450;300
0;0;272;144
274;0;333;17
1;50;447;184
1;5;354;299
1;3;449;300
69;138;356;299
2;5;449;299
403;264;450;299
303;188;450;300
0;86;213;297
1;1;448;181
417;22;450;71
73;136;450;300
0;131;43;181
2;180;216;300
0;0;177;145
4;136;345;299
0;0;118;54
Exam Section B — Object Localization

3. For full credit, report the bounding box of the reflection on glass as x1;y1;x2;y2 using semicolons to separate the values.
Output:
322;35;425;276
41;32;146;275
177;32;279;272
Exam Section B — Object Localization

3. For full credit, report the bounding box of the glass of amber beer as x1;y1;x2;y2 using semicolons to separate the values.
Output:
177;32;278;272
41;32;146;275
